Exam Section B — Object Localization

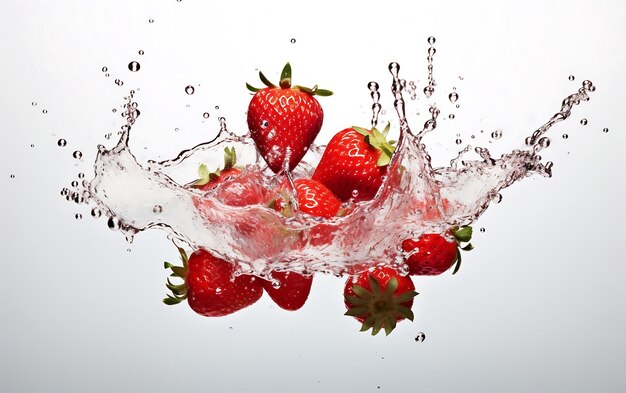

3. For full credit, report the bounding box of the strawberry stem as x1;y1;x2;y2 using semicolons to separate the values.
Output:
246;63;333;96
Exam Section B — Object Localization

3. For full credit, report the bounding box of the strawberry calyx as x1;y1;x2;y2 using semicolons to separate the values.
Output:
449;225;474;274
344;275;418;336
246;63;333;97
163;244;190;305
190;146;238;188
352;124;396;166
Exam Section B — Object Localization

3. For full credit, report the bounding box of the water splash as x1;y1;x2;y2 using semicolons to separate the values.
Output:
68;57;595;278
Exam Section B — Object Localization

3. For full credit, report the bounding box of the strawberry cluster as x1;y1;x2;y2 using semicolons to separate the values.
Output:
163;63;473;336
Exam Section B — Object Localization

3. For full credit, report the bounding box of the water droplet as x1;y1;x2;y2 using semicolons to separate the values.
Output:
427;36;436;45
494;193;503;203
42;109;48;114
185;85;195;95
479;228;485;232
153;205;163;213
174;127;179;132
491;129;502;140
73;150;83;160
78;173;85;179
458;76;464;80
455;138;462;145
203;112;210;119
107;217;121;230
102;66;108;72
10;174;15;179
128;61;140;72
538;137;551;148
290;38;296;43
91;207;102;218
415;332;426;342
582;80;593;90
138;50;144;55
30;143;35;148
148;18;154;23
562;134;569;139
127;248;132;252
455;104;460;109
448;114;455;119
448;92;458;103
261;120;269;129
568;75;575;81
71;180;79;187
104;73;110;77
368;81;379;92
580;118;588;125
603;127;609;133
423;86;434;98
57;138;67;147
31;101;37;106
75;213;82;220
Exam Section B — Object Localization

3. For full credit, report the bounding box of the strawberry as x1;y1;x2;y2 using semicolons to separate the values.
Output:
260;178;342;310
271;178;342;219
401;226;474;276
246;63;332;173
190;146;267;207
344;267;418;336
163;245;263;317
190;146;241;190
260;271;313;311
312;124;395;202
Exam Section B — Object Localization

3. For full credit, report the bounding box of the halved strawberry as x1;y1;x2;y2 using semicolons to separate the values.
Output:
312;124;395;202
401;226;474;275
344;267;418;336
247;63;332;173
163;246;263;317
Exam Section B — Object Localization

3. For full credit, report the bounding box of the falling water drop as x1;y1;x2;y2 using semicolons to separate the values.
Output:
568;75;575;81
448;92;458;103
203;112;210;119
491;129;502;140
455;138;462;145
290;38;296;43
153;205;163;213
91;208;102;218
427;36;436;45
75;213;82;220
448;114;455;119
479;228;486;232
72;150;83;160
602;127;609;133
128;61;140;72
580;118;588;125
562;134;569;139
138;50;144;55
185;85;195;95
148;18;154;23
415;332;426;342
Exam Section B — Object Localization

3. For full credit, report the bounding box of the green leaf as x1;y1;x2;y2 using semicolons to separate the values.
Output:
170;266;187;279
386;277;399;295
223;146;236;171
246;82;261;92
368;275;382;295
395;290;418;304
453;226;473;242
352;126;370;136
352;284;372;299
376;151;392;167
259;71;276;88
163;295;182;305
461;243;474;251
314;89;333;96
397;305;415;321
280;63;292;88
344;306;369;317
384;316;397;336
371;319;384;336
344;295;369;306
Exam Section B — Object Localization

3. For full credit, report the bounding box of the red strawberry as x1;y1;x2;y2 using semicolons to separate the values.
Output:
271;178;342;219
190;146;241;190
401;226;473;276
163;246;263;317
344;267;418;336
260;178;341;310
260;271;313;311
312;124;395;202
190;147;267;207
247;63;332;173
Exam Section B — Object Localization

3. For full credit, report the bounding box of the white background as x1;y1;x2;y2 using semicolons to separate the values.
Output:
1;0;625;392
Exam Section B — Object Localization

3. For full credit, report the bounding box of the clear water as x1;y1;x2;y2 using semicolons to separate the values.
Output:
64;39;594;278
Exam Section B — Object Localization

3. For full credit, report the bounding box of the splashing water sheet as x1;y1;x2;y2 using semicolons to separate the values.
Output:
3;1;626;392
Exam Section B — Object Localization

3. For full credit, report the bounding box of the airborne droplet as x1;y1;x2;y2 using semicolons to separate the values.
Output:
185;85;195;95
580;118;588;125
75;213;82;220
153;205;163;213
290;38;296;43
138;50;144;55
603;127;609;133
562;134;569;139
91;207;102;218
203;112;210;119
128;61;140;72
448;92;459;103
427;36;436;45
568;75;575;81
415;332;426;342
455;138;462;145
57;139;67;147
73;150;83;160
491;130;502;140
